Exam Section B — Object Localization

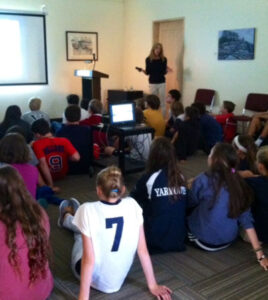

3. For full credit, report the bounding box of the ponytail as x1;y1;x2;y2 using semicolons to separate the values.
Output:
96;166;124;199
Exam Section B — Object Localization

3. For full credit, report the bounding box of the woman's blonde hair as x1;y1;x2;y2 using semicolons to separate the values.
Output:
149;43;165;61
29;97;42;111
96;166;124;198
257;146;268;170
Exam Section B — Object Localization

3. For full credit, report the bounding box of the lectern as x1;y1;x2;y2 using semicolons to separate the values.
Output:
74;70;109;100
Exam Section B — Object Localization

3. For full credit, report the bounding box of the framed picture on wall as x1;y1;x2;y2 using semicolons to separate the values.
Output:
218;28;255;60
66;31;98;61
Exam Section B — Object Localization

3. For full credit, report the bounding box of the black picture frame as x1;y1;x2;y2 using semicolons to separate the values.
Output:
66;31;98;61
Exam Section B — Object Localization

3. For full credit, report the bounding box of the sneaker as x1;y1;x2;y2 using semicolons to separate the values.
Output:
69;197;80;214
58;200;72;228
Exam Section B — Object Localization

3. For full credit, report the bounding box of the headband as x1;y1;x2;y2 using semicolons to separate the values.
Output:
233;136;247;153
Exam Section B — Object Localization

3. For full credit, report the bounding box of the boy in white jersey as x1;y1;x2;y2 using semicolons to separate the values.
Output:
58;166;171;300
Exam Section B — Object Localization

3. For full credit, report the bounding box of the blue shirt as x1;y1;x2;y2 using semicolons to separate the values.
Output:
131;169;187;253
200;114;223;148
246;176;268;243
56;124;92;174
188;172;253;245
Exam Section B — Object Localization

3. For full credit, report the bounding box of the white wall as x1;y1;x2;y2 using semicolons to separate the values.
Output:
0;0;124;118
122;0;268;113
1;0;268;119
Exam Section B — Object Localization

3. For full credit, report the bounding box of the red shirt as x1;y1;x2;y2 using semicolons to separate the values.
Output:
215;113;234;125
79;114;102;126
32;137;77;180
80;114;108;148
215;113;236;143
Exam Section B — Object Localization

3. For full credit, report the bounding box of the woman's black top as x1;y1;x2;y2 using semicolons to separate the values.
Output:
145;57;167;84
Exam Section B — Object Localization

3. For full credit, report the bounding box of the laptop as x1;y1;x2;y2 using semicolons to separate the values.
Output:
109;102;136;127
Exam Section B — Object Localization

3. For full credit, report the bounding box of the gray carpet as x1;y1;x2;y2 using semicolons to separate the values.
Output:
47;151;268;299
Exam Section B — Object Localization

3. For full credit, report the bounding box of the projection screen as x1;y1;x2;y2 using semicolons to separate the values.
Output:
0;12;48;85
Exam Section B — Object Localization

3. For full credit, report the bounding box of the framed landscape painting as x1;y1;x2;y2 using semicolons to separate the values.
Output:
218;28;255;60
66;31;98;61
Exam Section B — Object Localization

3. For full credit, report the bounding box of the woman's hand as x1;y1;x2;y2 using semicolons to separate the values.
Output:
167;66;173;73
149;284;172;300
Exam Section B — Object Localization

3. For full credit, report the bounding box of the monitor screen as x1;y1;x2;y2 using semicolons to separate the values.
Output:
110;103;135;125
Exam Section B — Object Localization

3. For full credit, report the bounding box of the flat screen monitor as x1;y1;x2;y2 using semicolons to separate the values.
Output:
109;102;136;126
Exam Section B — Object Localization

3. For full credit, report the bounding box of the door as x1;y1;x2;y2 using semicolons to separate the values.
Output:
153;19;184;117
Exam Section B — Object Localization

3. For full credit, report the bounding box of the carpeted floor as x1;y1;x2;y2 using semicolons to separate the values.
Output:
47;152;268;300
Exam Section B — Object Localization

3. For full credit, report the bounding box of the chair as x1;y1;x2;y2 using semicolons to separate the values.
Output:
233;93;268;133
194;89;215;112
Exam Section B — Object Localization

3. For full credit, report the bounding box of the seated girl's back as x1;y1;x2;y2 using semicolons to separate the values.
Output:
131;137;187;253
246;146;268;243
0;133;39;198
144;95;165;137
0;166;53;300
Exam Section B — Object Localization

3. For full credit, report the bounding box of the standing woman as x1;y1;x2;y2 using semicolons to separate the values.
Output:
145;43;171;114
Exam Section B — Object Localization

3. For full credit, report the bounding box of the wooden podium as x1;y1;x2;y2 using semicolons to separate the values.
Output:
74;70;109;100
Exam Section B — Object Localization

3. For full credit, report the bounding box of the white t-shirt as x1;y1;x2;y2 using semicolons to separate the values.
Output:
62;108;89;124
72;197;143;293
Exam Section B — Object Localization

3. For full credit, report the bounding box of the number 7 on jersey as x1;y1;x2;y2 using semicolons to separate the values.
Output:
105;217;124;252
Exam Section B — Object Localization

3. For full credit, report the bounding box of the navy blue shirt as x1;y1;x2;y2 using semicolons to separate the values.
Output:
145;57;167;84
130;169;187;253
188;172;254;245
246;176;268;243
56;124;92;174
174;119;201;160
199;114;223;149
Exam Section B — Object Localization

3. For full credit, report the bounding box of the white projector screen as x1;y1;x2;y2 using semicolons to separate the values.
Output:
0;12;48;85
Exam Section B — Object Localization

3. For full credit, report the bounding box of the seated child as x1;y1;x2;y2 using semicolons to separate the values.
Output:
232;135;258;177
165;89;181;105
58;166;172;299
172;106;201;161
131;137;187;253
21;97;50;126
31;119;80;188
248;112;268;147
165;100;184;139
0;133;39;199
214;100;236;142
191;102;223;154
6;125;39;166
80;98;90;111
246;146;268;243
126;108;152;161
80;99;108;149
0;166;53;300
79;98;103;126
0;105;33;143
188;143;268;271
56;105;93;174
134;97;146;111
62;94;89;124
143;94;166;137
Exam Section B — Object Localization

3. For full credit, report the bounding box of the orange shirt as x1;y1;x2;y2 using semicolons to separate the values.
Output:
143;108;165;137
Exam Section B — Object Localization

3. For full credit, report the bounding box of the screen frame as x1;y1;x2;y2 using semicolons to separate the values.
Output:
0;12;48;86
109;102;136;126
